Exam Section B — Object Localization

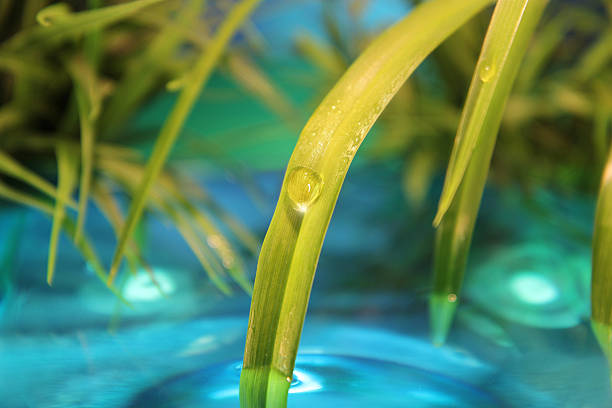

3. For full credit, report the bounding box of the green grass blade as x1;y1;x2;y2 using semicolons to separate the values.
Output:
0;180;54;214
97;157;233;293
67;56;102;243
92;181;147;278
47;141;78;285
239;0;494;406
84;0;103;68
108;0;260;281
430;0;548;345
179;195;252;294
177;175;261;255
6;0;168;50
101;0;205;133
592;133;612;385
0;149;77;208
433;0;548;227
161;201;233;295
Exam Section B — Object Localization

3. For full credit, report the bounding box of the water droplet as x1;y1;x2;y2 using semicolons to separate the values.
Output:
286;166;323;213
479;62;496;83
331;105;336;111
447;293;457;303
286;376;292;383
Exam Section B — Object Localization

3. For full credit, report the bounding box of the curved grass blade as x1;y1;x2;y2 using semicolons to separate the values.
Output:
239;0;495;406
47;141;78;285
5;0;168;50
433;0;548;227
430;0;548;345
592;125;612;386
0;149;77;208
108;0;260;282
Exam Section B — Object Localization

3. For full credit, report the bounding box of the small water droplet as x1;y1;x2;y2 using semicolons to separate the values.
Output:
447;293;457;303
286;166;323;213
331;105;336;111
286;376;292;383
479;62;496;83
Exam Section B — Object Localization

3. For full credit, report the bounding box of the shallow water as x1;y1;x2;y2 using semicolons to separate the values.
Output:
0;165;610;407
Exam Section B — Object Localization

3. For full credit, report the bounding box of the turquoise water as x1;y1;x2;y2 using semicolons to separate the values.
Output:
0;164;610;407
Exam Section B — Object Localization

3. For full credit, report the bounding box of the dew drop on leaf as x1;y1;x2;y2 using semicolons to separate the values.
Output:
479;61;496;83
286;166;323;213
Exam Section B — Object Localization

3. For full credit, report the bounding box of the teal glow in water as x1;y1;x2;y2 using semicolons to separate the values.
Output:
465;243;589;328
509;272;559;305
123;269;176;302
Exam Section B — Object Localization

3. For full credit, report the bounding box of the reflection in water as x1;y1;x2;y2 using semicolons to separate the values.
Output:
130;353;500;408
123;269;176;302
465;243;589;328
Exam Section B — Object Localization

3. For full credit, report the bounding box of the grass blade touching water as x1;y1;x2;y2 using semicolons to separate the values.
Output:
107;0;260;284
239;0;495;406
430;0;548;345
592;125;612;386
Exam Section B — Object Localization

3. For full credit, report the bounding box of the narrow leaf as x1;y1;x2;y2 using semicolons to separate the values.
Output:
98;157;232;293
239;0;495;406
0;150;77;208
430;0;548;345
47;142;78;285
67;56;103;243
101;0;205;133
592;127;612;386
434;0;548;226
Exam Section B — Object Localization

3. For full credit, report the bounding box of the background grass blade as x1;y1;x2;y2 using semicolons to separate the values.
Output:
97;157;234;293
0;149;76;208
6;0;168;50
47;141;78;285
67;55;103;243
107;0;260;282
433;0;548;227
239;0;494;406
101;0;205;134
592;122;612;386
430;0;548;345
